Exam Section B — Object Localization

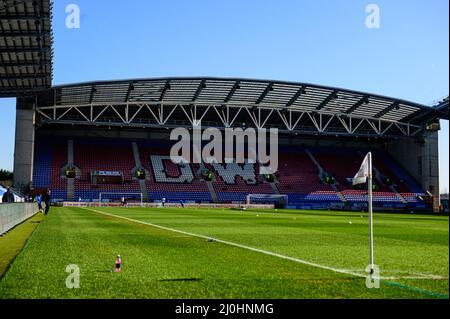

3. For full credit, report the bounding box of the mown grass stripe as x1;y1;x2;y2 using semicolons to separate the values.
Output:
84;207;365;278
0;212;44;278
85;207;447;299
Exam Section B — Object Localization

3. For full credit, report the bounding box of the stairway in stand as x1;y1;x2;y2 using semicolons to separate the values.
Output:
66;140;74;201
132;142;149;202
305;148;343;201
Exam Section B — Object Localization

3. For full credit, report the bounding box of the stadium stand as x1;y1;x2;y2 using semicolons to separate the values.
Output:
50;141;68;201
73;139;140;201
372;149;423;193
307;146;427;207
310;147;363;192
341;190;402;203
32;142;52;190
138;141;212;202
32;140;67;201
12;78;444;213
208;161;274;203
31;137;428;210
275;148;340;205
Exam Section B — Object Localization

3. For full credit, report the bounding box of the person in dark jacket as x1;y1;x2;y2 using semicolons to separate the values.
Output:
43;190;51;215
1;188;15;204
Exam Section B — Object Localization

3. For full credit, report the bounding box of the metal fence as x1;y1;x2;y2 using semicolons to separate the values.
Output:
0;203;38;235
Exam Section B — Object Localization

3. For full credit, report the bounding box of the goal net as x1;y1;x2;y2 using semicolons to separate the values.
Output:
246;194;288;208
99;192;143;205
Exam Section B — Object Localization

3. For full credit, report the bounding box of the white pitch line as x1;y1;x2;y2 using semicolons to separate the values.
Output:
344;273;448;280
83;208;446;281
339;269;448;280
414;273;449;280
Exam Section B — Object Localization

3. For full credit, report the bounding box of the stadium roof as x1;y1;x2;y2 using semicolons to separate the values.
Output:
39;77;433;121
33;77;446;138
0;0;53;97
41;77;434;119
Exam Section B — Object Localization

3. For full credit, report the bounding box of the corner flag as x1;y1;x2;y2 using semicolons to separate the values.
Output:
353;152;374;274
353;153;370;185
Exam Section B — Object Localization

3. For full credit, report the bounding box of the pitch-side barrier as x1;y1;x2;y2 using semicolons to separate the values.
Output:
0;203;38;235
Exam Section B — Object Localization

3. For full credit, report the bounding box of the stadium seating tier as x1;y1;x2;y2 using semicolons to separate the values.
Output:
32;138;427;209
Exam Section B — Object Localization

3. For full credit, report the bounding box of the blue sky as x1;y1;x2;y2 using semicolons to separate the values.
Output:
0;0;448;192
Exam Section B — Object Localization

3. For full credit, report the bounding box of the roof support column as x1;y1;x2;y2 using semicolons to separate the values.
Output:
13;98;36;192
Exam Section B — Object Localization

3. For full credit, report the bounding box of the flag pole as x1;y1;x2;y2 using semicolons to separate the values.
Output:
368;152;374;274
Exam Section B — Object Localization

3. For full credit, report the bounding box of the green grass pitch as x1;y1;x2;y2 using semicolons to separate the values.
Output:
0;206;448;299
